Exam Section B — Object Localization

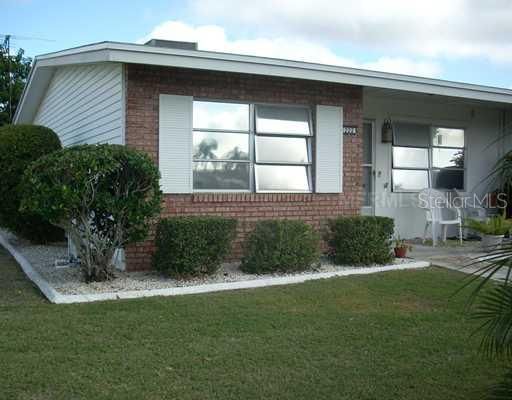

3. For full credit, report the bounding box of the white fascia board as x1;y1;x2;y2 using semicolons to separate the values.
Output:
14;66;54;123
13;62;35;123
37;49;110;67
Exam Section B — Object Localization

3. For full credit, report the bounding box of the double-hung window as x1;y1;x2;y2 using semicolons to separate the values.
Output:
192;101;313;192
392;122;465;192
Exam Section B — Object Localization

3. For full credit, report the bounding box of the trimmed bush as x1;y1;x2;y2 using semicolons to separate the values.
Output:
241;219;320;274
0;124;63;243
153;216;237;278
21;144;162;282
325;216;394;265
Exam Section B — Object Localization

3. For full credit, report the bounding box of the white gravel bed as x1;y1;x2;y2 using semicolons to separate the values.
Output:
1;228;416;297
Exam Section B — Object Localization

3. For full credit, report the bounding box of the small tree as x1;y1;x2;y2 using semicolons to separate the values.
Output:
21;144;162;282
0;124;63;243
0;47;32;126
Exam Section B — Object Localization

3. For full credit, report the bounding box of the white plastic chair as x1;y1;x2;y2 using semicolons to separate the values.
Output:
418;188;462;246
453;189;488;238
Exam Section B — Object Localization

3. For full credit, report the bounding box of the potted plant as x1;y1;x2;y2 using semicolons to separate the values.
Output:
393;236;412;258
465;214;512;249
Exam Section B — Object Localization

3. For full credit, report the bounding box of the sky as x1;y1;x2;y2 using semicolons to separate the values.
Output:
3;0;512;89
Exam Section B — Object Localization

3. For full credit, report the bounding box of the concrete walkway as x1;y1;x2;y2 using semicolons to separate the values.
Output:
409;241;510;281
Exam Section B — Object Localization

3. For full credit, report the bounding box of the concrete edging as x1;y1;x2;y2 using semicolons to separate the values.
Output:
0;232;431;304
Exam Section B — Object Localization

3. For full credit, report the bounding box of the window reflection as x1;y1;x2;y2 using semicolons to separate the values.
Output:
193;162;250;190
193;131;249;161
192;101;313;192
432;148;464;168
433;128;464;147
431;169;464;190
391;122;465;192
392;169;428;192
256;105;311;135
393;122;430;147
256;165;310;192
392;147;429;169
193;101;249;131
256;136;309;163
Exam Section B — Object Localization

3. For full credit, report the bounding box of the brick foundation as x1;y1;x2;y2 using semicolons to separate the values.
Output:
125;64;363;271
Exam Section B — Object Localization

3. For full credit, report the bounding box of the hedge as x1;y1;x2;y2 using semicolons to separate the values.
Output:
325;216;394;265
0;124;63;243
152;216;237;278
241;219;320;274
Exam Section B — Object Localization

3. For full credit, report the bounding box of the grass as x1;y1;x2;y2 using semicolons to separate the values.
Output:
0;245;506;400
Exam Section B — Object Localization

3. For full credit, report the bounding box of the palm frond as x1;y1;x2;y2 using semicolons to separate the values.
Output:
472;285;512;358
488;366;512;400
454;243;512;305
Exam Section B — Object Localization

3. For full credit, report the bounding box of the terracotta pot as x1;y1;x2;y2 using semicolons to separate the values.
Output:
394;247;408;258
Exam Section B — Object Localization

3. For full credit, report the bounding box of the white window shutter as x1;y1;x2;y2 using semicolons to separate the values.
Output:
315;105;343;193
159;94;193;193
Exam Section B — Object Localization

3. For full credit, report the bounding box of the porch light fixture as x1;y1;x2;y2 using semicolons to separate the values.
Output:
381;118;393;143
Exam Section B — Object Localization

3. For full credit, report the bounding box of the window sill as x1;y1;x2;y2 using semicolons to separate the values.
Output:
191;192;316;203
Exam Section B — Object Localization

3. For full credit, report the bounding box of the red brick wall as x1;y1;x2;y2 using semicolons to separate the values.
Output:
125;64;363;271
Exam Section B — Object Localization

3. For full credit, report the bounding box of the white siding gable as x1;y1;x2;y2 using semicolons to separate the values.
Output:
315;105;343;193
159;94;193;193
34;63;123;146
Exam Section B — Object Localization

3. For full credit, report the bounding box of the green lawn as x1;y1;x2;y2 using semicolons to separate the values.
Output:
0;246;505;400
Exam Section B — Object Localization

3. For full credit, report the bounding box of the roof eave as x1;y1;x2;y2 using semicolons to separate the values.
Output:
15;42;512;123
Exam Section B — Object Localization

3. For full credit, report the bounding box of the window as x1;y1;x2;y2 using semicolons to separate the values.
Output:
193;101;249;131
193;162;250;190
192;101;313;192
392;123;465;192
255;105;311;135
255;165;310;191
254;105;312;192
192;101;250;190
362;122;373;207
255;136;309;163
392;147;428;169
431;127;464;190
392;169;429;192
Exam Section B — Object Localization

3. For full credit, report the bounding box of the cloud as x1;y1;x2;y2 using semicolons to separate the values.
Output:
139;21;441;77
191;0;512;63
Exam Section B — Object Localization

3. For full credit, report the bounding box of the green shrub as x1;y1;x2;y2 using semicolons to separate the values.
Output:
241;219;320;274
465;214;512;235
21;144;162;282
325;216;394;265
0;124;63;243
153;216;237;278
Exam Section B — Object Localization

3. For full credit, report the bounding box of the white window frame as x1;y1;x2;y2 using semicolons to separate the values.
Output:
391;123;466;193
192;99;314;193
192;100;252;193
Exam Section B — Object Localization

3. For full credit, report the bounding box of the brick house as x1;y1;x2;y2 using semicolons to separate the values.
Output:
14;40;512;271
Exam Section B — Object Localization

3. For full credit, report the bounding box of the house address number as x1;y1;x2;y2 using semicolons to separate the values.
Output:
343;126;358;136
